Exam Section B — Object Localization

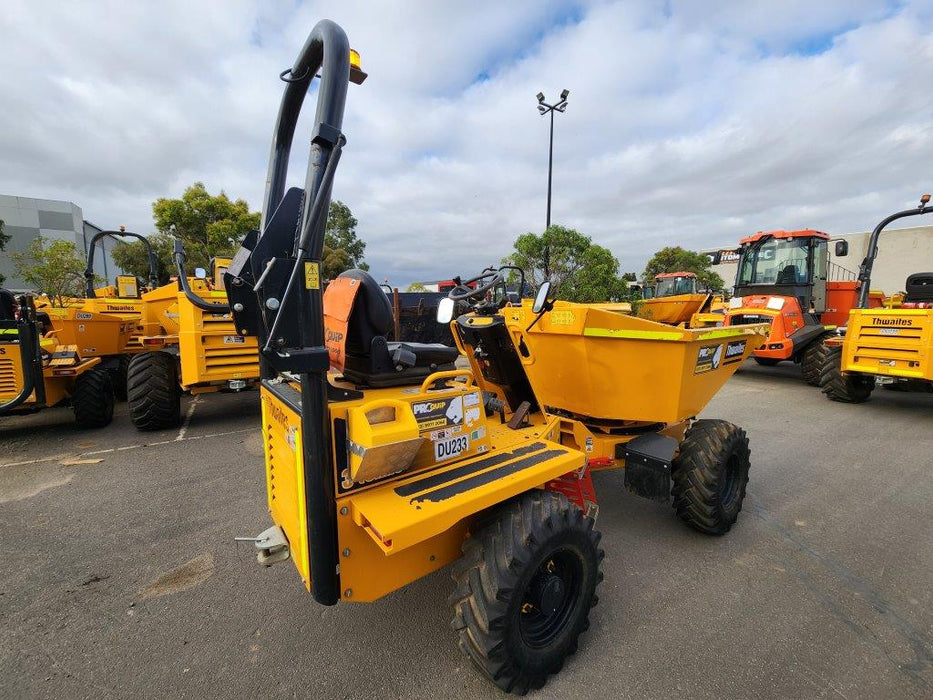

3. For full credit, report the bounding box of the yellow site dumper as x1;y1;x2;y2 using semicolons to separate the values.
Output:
224;20;768;695
1;291;117;427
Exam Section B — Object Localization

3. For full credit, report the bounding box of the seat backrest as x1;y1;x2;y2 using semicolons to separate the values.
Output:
905;272;933;302
0;289;15;321
776;265;798;285
338;269;394;355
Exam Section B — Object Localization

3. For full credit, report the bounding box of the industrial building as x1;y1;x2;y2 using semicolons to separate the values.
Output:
0;195;125;292
702;225;933;295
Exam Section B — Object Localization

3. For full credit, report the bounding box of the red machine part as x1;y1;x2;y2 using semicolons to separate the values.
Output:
545;464;597;516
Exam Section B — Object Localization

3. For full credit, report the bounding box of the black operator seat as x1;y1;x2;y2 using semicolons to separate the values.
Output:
0;289;15;320
776;265;799;285
904;272;933;303
337;269;459;387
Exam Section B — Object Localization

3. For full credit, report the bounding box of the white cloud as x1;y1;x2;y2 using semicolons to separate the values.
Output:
1;0;931;285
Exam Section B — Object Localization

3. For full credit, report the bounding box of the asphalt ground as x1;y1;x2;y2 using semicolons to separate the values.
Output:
1;362;932;699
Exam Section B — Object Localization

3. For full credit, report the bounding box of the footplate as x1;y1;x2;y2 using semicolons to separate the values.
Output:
346;439;584;554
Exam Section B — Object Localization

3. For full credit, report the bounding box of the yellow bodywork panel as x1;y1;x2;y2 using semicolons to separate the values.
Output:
42;308;134;358
0;339;27;403
176;289;259;389
495;302;766;423
841;308;933;380
260;375;585;603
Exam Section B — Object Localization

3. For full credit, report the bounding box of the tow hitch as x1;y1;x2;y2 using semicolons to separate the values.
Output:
235;525;290;566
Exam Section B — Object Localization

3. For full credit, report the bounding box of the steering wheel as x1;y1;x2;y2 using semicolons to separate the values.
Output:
447;269;504;303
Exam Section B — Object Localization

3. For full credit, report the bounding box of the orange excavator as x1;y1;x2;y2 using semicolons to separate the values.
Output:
722;229;882;385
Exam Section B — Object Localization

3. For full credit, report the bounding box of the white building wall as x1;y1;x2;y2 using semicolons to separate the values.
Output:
0;195;124;292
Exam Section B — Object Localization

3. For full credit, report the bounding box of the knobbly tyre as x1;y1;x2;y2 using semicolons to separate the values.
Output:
227;19;767;694
820;195;933;402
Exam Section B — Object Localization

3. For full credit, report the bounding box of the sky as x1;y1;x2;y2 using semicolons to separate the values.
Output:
1;0;932;286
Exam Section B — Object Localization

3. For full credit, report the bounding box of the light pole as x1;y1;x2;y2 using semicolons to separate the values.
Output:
536;89;569;230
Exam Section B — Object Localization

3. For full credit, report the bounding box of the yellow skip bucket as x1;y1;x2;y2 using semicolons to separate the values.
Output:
503;302;767;423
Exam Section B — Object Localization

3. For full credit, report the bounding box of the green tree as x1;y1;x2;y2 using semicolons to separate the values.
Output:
324;200;367;277
0;219;10;285
504;225;627;302
11;235;89;306
642;246;725;291
111;231;175;285
322;245;353;281
405;282;427;292
152;182;260;272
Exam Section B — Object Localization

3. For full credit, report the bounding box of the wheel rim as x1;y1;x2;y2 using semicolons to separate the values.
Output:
719;452;742;508
519;548;583;649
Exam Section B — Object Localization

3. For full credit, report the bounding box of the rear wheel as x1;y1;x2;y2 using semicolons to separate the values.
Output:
72;368;115;428
819;345;874;403
127;351;181;430
753;356;780;366
450;491;603;695
800;334;832;386
672;419;750;535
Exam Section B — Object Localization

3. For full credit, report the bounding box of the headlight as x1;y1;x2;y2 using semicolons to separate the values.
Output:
729;296;743;309
766;296;785;310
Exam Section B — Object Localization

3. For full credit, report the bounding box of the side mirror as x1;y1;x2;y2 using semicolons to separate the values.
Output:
835;240;848;257
437;297;455;324
532;282;552;314
194;267;208;279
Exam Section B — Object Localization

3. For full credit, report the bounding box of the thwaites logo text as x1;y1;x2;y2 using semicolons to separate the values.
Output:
724;340;747;360
871;317;913;326
265;397;292;430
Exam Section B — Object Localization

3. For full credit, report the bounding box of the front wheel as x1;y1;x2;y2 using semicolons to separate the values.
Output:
72;368;115;428
450;491;604;695
819;345;874;403
672;419;750;535
800;334;832;387
127;351;181;430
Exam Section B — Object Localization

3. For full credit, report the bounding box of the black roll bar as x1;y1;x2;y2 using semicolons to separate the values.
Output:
172;239;231;313
258;19;350;606
85;230;159;297
856;195;933;308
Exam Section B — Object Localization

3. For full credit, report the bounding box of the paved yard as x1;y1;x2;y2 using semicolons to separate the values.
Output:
1;362;932;699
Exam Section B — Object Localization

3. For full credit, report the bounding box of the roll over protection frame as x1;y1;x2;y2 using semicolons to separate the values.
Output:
172;239;231;313
856;195;933;308
256;19;351;606
85;230;159;298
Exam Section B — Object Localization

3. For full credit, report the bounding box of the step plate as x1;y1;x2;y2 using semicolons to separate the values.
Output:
347;438;583;553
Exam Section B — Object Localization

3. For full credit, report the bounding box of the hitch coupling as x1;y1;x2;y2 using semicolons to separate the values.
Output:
235;525;290;566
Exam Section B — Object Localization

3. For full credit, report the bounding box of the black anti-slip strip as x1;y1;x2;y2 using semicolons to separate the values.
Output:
411;449;569;504
394;442;546;497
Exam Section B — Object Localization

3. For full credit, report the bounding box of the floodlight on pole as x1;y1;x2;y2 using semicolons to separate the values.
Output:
535;89;570;229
